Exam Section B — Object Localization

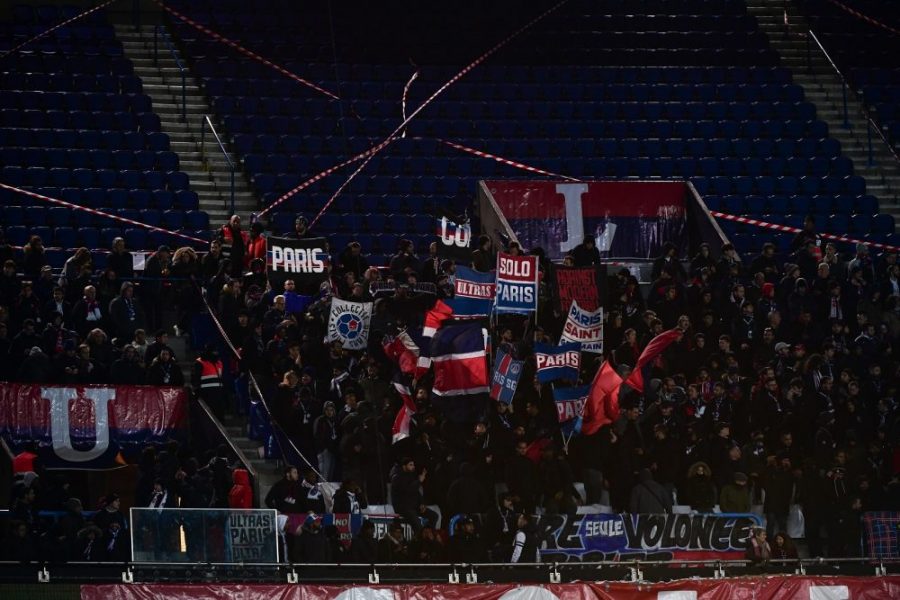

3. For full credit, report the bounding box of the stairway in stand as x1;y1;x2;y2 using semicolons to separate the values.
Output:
113;24;257;228
746;0;900;229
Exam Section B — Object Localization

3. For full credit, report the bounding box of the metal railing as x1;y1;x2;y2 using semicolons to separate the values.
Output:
0;556;894;584
805;28;900;169
200;114;236;216
153;25;186;121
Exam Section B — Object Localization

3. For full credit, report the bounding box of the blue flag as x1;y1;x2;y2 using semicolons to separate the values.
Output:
534;342;581;383
449;265;496;317
489;347;525;404
553;385;588;437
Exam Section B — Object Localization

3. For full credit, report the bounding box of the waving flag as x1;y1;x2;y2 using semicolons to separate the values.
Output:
430;324;489;397
489;347;525;404
560;300;604;353
553;385;588;437
450;265;496;317
582;361;623;436
422;298;455;337
495;252;539;314
623;328;682;393
391;376;417;444
383;330;423;377
534;342;581;383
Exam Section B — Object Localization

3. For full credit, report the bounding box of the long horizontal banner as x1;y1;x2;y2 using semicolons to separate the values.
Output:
486;180;687;260
537;512;761;561
81;578;900;600
0;383;187;468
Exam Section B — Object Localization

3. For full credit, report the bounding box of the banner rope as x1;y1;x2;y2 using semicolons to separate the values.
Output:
400;65;420;137
0;0;123;60
436;138;582;182
305;0;570;229
0;182;208;245
824;0;900;36
154;0;341;101
709;210;900;252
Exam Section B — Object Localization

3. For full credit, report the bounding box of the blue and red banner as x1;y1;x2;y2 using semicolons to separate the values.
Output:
489;348;525;404
450;265;496;317
534;342;581;383
495;252;538;314
553;385;588;437
430;324;489;397
486;180;687;260
0;383;187;469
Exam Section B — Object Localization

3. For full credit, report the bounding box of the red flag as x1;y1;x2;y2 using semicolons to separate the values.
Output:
382;331;420;376
391;379;417;444
582;360;623;436
422;299;454;337
623;328;682;393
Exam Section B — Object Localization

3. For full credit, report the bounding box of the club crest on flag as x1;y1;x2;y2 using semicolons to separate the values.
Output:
490;348;525;404
326;299;373;350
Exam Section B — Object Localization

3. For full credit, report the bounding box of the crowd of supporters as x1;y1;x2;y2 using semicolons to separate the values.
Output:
2;212;899;563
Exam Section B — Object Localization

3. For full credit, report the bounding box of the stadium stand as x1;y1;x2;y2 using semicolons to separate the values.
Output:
1;0;899;575
0;4;209;263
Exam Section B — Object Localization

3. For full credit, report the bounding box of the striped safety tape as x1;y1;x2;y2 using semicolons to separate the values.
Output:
709;210;899;252
0;0;123;60
155;0;340;100
0;182;208;245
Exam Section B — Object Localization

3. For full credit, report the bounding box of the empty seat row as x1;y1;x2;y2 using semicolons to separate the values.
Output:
0;109;160;132
224;115;827;140
1;166;189;191
0;72;141;94
0;149;178;170
0;128;169;151
0;90;151;112
2;53;133;76
0;188;199;211
691;175;866;196
704;194;879;216
3;226;210;251
2;206;209;230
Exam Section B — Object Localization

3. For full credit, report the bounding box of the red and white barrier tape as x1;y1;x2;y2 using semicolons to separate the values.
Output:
400;66;420;137
0;182;208;245
825;0;900;36
436;138;582;182
307;0;569;229
709;210;899;252
155;0;340;101
0;0;122;60
256;142;387;218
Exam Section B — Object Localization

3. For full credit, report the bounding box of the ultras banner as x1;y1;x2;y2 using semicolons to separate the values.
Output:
81;577;900;600
0;383;187;468
485;180;687;260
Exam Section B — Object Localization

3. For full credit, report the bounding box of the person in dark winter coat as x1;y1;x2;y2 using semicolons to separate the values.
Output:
764;454;795;536
265;466;304;514
390;457;425;530
294;514;331;562
332;480;367;514
682;461;717;513
348;520;377;563
569;236;602;267
448;516;489;563
377;520;410;562
74;524;105;561
629;468;673;514
446;462;491;518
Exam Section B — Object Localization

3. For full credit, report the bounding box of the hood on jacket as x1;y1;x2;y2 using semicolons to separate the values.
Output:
232;468;251;486
687;461;712;479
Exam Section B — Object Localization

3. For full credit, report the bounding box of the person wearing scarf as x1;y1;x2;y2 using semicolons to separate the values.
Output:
745;526;771;564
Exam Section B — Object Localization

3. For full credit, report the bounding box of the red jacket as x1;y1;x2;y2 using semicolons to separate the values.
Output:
12;451;37;474
245;235;267;269
228;468;253;509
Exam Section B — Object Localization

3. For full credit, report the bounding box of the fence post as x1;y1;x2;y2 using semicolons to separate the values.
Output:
200;116;206;167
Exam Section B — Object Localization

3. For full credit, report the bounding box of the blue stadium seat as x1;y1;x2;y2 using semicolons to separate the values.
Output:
53;227;76;249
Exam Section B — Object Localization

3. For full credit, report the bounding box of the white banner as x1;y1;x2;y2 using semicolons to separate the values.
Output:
560;300;603;353
326;299;373;350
